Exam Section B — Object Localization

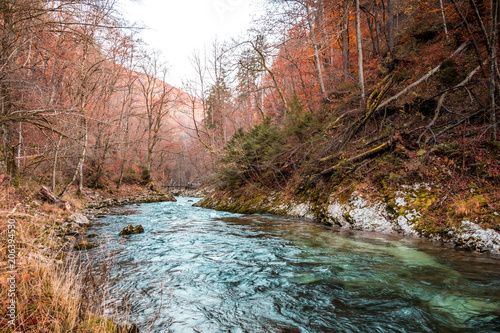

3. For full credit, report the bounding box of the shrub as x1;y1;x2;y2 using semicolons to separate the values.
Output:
217;117;285;189
121;167;141;185
140;166;152;185
283;95;322;143
438;60;459;87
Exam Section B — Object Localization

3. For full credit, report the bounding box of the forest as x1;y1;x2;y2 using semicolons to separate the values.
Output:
0;0;499;331
193;0;499;233
0;0;208;194
0;0;498;198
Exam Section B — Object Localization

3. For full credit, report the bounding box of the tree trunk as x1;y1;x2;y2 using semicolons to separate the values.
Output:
0;88;16;180
365;9;379;55
342;0;350;79
52;135;62;192
356;0;366;102
387;0;395;52
305;2;328;101
439;0;449;41
490;0;499;141
117;107;131;189
78;119;88;194
321;139;393;175
376;42;469;112
252;43;288;111
374;6;381;54
40;185;73;211
0;1;17;183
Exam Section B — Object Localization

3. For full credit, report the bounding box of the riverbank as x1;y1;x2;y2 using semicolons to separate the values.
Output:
0;183;175;332
196;184;500;257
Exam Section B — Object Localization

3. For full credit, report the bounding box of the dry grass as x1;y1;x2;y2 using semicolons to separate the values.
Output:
0;218;119;333
452;195;489;218
0;184;150;333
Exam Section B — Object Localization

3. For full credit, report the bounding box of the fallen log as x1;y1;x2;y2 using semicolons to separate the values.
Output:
321;139;393;176
375;42;469;113
39;185;74;211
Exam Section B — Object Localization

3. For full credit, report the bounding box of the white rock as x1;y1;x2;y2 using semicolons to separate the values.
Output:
66;213;90;226
288;202;315;220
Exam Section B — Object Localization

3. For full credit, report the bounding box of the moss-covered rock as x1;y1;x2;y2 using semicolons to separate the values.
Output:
74;241;97;251
199;184;500;256
119;224;144;236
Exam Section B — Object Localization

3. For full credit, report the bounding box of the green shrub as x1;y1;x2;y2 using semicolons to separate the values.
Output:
283;95;322;143
217;117;285;189
438;60;459;87
141;166;152;185
121;167;140;185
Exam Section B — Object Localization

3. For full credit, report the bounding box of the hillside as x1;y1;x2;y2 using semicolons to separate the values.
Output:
196;0;500;253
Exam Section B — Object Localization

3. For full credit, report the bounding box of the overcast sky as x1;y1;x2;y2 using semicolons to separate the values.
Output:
118;0;265;87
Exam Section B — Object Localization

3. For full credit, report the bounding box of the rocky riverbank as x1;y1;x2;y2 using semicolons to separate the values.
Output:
169;187;207;198
82;189;176;218
196;185;500;257
1;183;178;332
34;188;176;260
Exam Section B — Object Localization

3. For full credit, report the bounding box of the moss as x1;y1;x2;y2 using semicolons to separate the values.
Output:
416;149;427;157
74;241;97;251
119;224;144;236
482;213;500;228
410;188;438;211
437;60;459;87
337;81;359;92
430;143;461;158
78;315;118;332
343;212;354;224
386;199;398;216
381;181;401;217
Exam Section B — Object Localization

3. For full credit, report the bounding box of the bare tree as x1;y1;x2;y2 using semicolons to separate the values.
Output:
355;0;366;102
387;0;395;52
138;50;175;179
59;0;120;196
342;0;350;78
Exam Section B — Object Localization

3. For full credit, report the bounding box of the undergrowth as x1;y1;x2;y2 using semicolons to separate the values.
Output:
212;90;500;232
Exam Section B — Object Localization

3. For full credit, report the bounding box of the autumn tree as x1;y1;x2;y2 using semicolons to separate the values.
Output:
137;50;175;181
58;0;127;196
355;0;365;102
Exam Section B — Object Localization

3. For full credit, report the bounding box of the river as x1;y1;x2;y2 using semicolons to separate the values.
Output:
88;197;500;332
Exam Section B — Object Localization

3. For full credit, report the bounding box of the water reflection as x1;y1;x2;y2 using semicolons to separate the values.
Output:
90;197;500;333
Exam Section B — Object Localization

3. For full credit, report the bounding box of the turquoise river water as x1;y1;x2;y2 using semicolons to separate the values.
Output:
88;197;500;332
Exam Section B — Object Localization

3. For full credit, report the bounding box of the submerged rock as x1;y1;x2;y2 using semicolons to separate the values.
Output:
119;224;144;236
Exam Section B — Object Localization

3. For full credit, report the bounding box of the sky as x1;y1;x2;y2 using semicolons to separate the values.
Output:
118;0;265;87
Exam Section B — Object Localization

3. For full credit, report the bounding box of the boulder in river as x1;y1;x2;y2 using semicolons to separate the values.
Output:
119;224;144;236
